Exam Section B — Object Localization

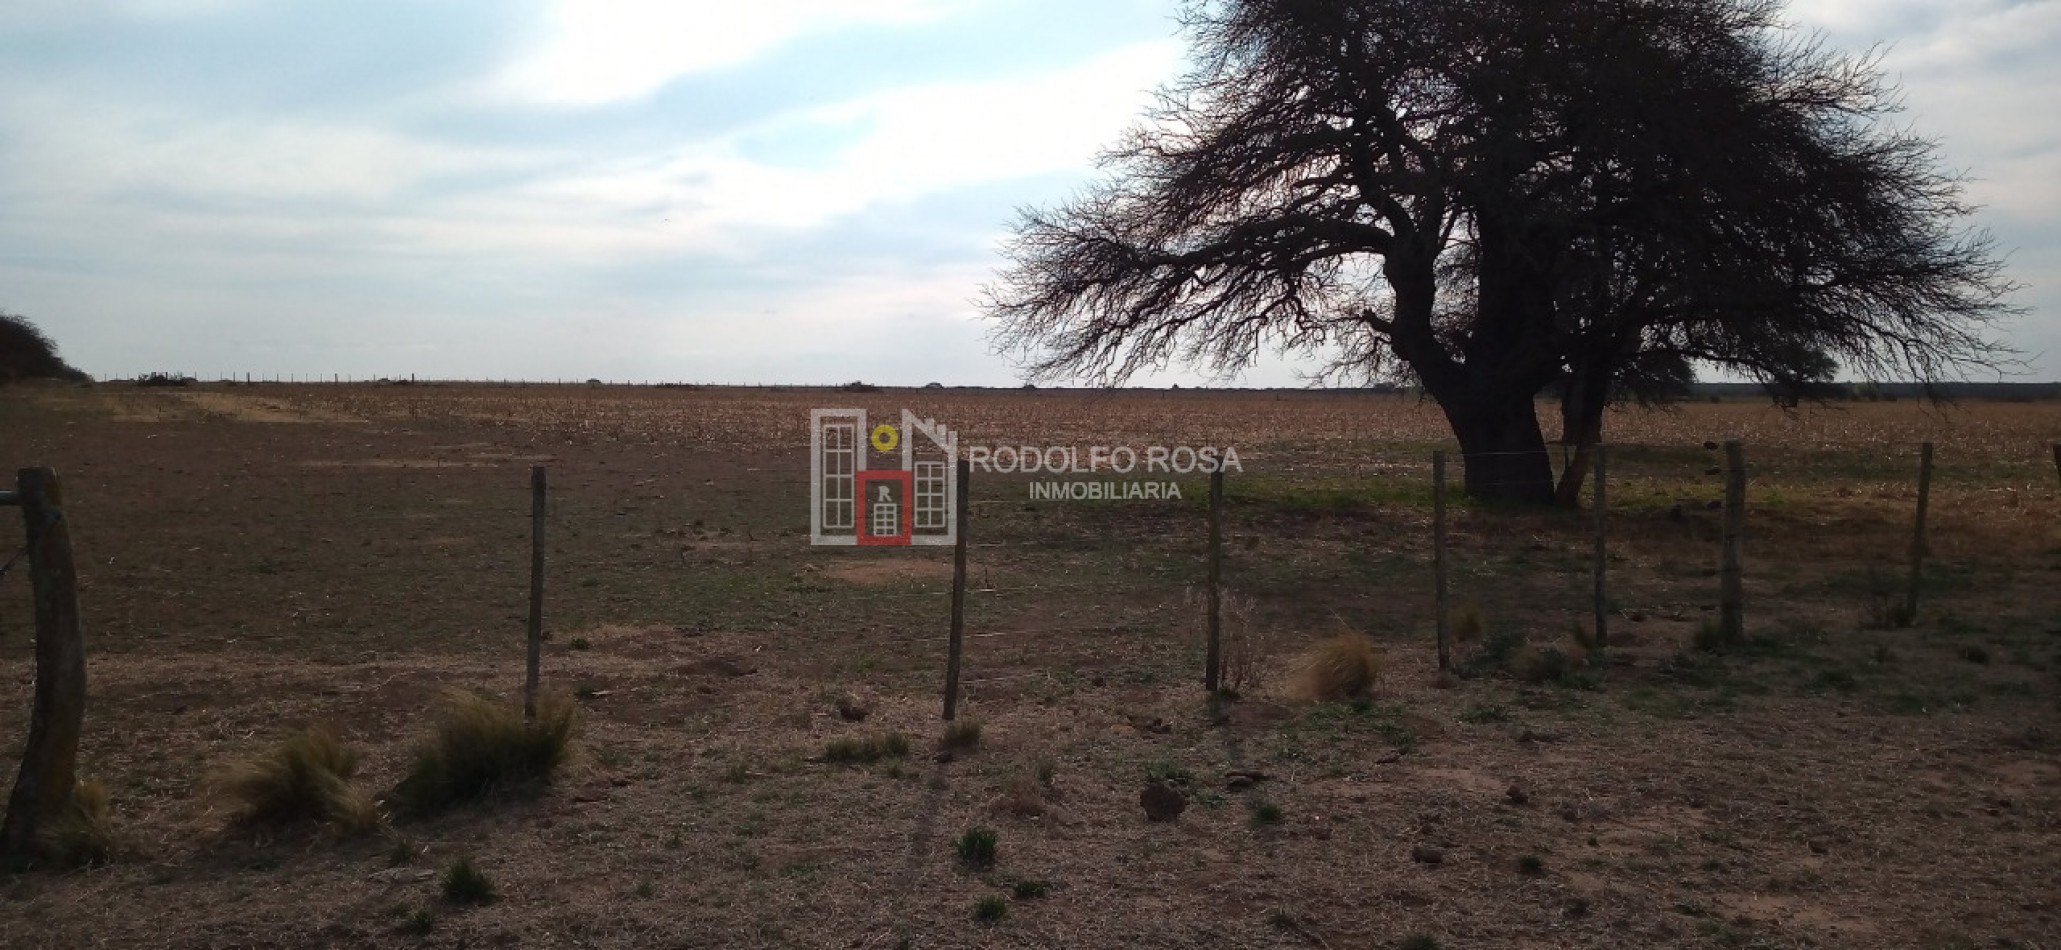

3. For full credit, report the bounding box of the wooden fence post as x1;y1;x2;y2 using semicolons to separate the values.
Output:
1592;444;1609;651
1204;469;1224;692
1718;441;1746;644
943;458;970;721
1;468;88;868
1904;443;1934;623
525;466;546;722
2051;443;2059;489
1433;451;1450;673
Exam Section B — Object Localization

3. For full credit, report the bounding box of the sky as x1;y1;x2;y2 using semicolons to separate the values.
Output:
0;0;2054;386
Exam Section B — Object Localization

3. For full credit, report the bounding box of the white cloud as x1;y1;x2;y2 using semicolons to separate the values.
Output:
494;0;984;105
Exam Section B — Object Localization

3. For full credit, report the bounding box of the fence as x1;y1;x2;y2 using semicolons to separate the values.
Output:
2;437;2058;858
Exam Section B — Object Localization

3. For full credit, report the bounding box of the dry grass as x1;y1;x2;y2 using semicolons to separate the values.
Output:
1217;590;1277;693
941;717;983;751
391;690;577;817
1296;632;1384;700
36;777;113;868
220;724;381;835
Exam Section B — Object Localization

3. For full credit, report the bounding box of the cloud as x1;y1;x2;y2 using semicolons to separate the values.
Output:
492;0;983;105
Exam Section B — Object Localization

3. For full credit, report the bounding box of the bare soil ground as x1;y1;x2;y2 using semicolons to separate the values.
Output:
0;382;2057;949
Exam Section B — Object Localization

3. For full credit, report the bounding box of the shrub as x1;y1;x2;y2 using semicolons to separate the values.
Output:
822;732;911;763
1011;877;1049;899
221;724;381;834
1249;800;1286;826
37;777;114;868
1298;633;1383;700
401;908;436;935
392;690;577;817
973;894;1008;922
1517;853;1545;875
956;826;999;868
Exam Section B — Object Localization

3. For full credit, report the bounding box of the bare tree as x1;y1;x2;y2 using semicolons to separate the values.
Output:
985;0;2017;503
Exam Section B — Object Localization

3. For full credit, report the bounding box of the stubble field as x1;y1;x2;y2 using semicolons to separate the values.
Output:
1;382;2058;949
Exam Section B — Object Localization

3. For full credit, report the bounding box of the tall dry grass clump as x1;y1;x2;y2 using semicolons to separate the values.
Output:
1296;632;1384;700
392;689;577;817
38;777;114;867
221;724;382;835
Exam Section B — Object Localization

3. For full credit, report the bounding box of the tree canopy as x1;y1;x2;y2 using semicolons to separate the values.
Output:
0;311;89;385
985;0;2018;503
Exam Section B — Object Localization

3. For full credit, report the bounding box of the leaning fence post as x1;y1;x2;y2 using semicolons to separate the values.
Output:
1904;442;1934;624
525;466;546;722
1204;469;1225;692
1592;444;1609;651
1;468;88;869
1433;451;1450;673
1718;441;1746;644
943;458;970;721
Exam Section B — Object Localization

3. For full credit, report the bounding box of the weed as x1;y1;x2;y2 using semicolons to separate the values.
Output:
569;637;591;651
1399;936;1443;950
575;683;600;700
633;879;655;899
1011;877;1049;899
1144;760;1196;787
1298;632;1383;700
441;857;496;905
941;717;983;751
392;689;577;817
724;761;751;783
1250;800;1286;826
221;724;381;835
401;908;435;935
1452;604;1485;644
386;833;418;866
1802;667;1855;694
1459;703;1512;724
1214;590;1277;692
37;777;114;868
1517;853;1545;875
1035;759;1057;785
956;826;999;868
1508;643;1575;685
822;732;912;763
973;894;1008;923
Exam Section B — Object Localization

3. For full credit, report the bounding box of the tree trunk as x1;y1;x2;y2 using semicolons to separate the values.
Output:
1552;368;1611;508
1442;395;1556;505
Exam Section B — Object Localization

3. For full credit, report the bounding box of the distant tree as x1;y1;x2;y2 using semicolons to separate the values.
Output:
0;310;88;384
985;0;2018;504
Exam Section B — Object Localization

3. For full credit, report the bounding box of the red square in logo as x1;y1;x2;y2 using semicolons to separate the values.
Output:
855;470;914;546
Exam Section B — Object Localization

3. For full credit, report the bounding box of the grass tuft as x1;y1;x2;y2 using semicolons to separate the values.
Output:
955;826;999;868
1298;632;1383;700
1249;799;1286;826
1517;853;1545;875
392;690;577;817
973;894;1008;923
441;856;497;905
822;732;911;763
221;724;382;835
37;777;114;868
941;717;983;751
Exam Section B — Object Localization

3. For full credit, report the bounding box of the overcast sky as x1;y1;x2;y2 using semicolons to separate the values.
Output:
0;0;2053;385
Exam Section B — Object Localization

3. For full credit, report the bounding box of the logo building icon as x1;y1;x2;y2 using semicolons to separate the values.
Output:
810;409;957;546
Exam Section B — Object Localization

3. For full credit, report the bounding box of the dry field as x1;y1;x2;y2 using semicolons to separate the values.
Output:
1;382;2059;949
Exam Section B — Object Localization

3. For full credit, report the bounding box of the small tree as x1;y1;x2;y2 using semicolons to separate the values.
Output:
985;0;2017;504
